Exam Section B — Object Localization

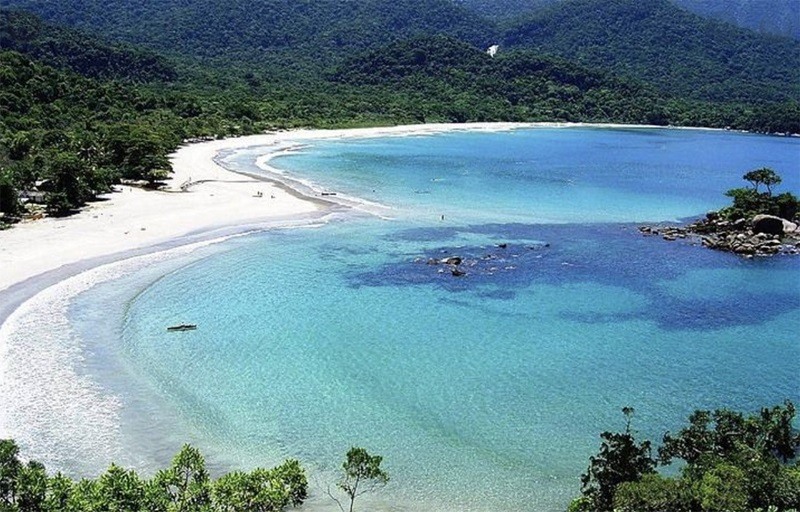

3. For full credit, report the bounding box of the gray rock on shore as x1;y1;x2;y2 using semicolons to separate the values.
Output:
752;214;798;235
640;213;800;257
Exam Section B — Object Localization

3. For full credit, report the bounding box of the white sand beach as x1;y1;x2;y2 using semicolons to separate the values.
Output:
0;135;312;293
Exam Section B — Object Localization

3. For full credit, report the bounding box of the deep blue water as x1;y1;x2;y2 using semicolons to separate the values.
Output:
61;128;800;511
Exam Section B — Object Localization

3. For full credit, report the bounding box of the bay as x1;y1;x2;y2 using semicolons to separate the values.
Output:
37;127;800;511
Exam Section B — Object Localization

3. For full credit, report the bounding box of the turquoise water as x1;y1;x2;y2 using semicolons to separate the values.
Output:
56;128;800;510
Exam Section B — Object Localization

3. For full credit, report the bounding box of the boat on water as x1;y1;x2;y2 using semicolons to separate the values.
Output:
167;324;197;332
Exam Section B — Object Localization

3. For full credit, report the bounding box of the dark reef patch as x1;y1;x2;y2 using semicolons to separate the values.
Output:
345;222;800;331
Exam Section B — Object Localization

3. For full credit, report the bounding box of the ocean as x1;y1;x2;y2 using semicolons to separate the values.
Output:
2;127;798;511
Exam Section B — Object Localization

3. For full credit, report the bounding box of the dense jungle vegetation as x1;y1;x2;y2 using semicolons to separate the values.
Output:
459;0;800;40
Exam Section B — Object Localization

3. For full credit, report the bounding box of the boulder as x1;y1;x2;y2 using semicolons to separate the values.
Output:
752;214;785;235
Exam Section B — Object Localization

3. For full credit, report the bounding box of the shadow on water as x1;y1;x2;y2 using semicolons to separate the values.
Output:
344;222;800;331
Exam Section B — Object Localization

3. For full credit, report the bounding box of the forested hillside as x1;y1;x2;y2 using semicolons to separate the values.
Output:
6;0;798;104
502;0;800;104
0;10;176;81
0;0;494;74
459;0;800;40
332;35;671;124
673;0;800;40
456;0;553;20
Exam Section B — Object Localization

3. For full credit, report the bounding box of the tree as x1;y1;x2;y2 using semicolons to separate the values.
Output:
692;462;748;512
743;167;782;196
16;460;48;512
43;474;73;512
722;169;798;221
332;447;389;512
580;407;656;511
103;123;172;184
578;401;800;512
270;459;307;507
614;473;691;512
0;439;22;508
93;464;145;512
43;152;92;215
0;440;308;512
149;444;211;512
659;401;800;467
210;458;306;512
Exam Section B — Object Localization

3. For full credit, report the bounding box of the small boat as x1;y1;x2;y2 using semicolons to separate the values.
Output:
167;324;197;332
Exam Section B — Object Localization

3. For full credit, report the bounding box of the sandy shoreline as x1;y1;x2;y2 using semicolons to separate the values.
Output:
0;121;545;473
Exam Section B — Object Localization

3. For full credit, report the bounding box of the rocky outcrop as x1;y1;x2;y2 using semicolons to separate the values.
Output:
639;212;800;258
752;214;798;235
752;214;786;235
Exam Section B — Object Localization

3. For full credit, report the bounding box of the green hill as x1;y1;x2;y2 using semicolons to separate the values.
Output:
673;0;800;40
4;0;798;107
502;0;800;104
0;0;495;72
455;0;554;20
459;0;800;40
331;34;670;124
0;10;176;81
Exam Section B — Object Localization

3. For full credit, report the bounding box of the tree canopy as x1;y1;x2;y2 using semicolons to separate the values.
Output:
571;401;800;512
722;168;798;221
743;168;783;196
0;440;308;512
334;447;389;512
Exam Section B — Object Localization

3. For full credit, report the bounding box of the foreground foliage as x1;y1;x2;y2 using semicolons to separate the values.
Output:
0;441;307;512
571;401;800;512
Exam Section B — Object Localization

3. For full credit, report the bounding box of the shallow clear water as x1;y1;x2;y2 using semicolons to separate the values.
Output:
259;127;800;224
8;127;800;511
